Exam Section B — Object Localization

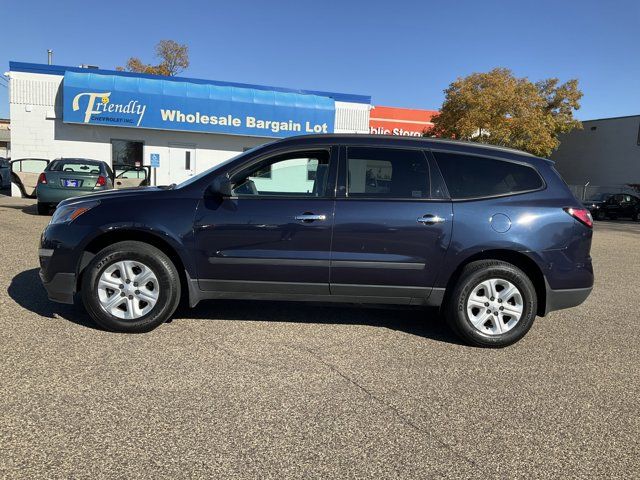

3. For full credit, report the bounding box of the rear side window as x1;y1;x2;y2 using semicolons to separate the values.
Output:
433;152;544;199
347;147;430;199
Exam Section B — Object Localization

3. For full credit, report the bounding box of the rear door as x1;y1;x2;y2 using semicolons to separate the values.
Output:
620;194;638;217
605;194;624;216
9;158;49;197
329;146;452;303
113;165;150;189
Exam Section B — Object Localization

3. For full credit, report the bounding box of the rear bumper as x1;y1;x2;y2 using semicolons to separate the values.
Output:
39;269;76;304
544;279;592;315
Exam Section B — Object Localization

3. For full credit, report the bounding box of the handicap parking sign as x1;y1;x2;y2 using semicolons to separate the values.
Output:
150;153;160;168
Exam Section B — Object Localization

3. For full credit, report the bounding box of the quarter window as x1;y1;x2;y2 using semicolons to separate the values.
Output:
232;150;330;197
346;147;430;199
434;152;544;199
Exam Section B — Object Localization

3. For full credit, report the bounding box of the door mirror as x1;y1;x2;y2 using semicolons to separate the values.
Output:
208;176;233;197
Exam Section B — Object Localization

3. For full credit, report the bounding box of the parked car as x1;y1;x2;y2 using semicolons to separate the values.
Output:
589;193;640;221
36;158;114;214
38;135;594;347
582;192;613;217
9;158;50;198
0;157;11;189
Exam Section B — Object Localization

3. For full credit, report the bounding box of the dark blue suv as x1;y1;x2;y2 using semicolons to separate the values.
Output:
39;135;593;347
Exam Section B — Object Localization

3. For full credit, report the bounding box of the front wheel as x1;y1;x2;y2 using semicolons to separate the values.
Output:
595;209;606;221
37;202;50;215
445;260;537;348
633;211;640;222
81;241;181;333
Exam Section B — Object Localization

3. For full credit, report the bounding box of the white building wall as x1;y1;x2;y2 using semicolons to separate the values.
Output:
334;101;370;133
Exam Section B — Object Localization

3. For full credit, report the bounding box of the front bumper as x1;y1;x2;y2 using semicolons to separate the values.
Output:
39;269;76;304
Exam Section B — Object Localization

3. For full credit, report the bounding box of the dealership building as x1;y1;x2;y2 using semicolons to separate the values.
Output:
7;61;379;194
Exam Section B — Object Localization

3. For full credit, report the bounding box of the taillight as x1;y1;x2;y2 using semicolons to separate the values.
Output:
37;173;47;184
564;207;593;228
95;175;106;187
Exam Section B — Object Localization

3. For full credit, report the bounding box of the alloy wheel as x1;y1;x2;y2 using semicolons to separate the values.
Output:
466;278;524;335
97;260;160;320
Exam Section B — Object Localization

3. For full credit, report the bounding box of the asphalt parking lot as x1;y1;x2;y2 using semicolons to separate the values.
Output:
1;193;638;479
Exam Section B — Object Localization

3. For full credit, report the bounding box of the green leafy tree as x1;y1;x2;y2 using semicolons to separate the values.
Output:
117;40;189;76
427;68;582;157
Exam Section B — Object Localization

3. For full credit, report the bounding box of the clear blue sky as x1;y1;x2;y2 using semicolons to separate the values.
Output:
1;0;639;120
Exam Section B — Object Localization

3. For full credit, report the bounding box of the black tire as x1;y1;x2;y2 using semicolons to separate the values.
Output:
37;202;50;215
445;260;537;348
595;210;606;221
81;241;181;333
633;210;640;222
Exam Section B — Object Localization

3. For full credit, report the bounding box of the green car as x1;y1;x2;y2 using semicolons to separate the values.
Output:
36;158;114;214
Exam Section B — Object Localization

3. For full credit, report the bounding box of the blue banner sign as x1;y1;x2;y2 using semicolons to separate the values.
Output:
63;72;335;138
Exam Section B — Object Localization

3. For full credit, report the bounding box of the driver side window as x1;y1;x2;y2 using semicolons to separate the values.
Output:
232;150;330;197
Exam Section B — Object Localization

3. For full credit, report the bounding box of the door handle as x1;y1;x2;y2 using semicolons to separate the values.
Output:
295;214;326;222
417;214;445;225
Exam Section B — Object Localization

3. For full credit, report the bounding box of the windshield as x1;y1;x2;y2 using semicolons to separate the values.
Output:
174;145;265;189
586;193;613;202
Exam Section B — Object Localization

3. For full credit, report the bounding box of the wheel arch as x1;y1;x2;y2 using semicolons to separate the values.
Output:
77;228;191;304
443;249;547;316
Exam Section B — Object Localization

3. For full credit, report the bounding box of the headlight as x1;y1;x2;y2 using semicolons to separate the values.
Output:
50;200;100;225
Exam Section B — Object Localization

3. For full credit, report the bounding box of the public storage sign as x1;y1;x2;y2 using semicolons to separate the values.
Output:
63;72;335;138
369;105;438;137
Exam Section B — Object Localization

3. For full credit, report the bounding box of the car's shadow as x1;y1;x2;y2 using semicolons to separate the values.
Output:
8;269;98;329
8;268;462;345
0;203;45;216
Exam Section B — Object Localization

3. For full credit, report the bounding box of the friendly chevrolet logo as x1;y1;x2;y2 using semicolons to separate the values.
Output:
72;92;146;126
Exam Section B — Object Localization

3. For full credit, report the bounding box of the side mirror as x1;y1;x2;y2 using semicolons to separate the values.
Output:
208;176;233;197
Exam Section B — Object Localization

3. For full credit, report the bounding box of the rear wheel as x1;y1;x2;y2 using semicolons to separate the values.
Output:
37;202;50;215
81;241;181;333
445;260;537;348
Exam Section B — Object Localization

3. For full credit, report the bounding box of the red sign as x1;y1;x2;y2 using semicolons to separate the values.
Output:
369;105;438;137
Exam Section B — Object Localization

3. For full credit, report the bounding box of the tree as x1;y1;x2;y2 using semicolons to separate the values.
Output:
427;68;582;157
117;40;189;76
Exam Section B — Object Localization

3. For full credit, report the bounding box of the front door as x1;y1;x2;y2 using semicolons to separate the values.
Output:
193;147;336;295
330;146;452;302
169;143;196;184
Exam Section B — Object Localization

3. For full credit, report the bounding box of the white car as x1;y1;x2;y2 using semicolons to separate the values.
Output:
0;158;11;189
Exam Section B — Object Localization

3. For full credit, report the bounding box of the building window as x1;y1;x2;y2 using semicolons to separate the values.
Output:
112;140;143;166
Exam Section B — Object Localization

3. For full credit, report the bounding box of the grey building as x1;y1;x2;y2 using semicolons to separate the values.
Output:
551;115;640;198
